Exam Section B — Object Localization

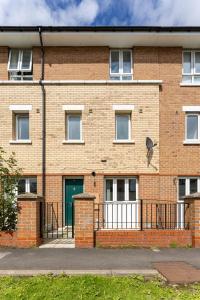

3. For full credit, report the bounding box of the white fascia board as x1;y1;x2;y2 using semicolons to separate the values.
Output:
182;106;200;112
112;105;135;111
9;105;32;111
62;105;85;111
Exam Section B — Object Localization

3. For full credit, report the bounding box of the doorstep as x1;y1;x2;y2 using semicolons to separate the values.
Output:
39;239;75;249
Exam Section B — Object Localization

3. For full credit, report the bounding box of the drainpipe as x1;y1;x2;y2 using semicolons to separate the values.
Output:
39;27;46;199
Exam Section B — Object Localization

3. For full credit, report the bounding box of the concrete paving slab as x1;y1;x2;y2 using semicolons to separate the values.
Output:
154;262;200;284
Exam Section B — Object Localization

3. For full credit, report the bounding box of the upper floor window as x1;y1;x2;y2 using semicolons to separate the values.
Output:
110;50;133;81
66;114;82;141
182;51;200;83
8;49;33;81
115;113;131;141
185;114;200;142
16;114;29;141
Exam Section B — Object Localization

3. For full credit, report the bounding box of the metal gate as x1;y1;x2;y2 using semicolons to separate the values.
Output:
40;202;74;239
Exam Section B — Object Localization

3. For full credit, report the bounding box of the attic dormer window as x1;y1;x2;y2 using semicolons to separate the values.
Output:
8;49;33;81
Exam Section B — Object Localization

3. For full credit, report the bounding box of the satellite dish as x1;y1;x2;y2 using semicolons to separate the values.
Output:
146;137;154;150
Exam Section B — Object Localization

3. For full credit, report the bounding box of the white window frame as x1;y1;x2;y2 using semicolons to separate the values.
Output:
8;49;33;81
185;113;200;142
115;113;131;141
16;113;29;141
110;49;133;80
105;177;138;203
18;177;37;194
66;113;82;142
178;177;200;202
182;50;200;83
8;49;32;72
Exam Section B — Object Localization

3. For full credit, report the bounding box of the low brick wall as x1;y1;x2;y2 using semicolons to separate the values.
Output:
96;230;192;248
0;231;17;248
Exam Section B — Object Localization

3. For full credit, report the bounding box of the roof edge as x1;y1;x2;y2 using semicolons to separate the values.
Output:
1;26;200;33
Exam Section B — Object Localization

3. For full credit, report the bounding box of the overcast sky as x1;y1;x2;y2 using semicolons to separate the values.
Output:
0;0;199;26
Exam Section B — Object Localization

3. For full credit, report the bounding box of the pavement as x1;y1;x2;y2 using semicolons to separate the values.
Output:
0;248;200;283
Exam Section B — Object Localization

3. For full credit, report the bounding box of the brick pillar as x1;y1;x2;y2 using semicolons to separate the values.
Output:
73;193;96;248
184;193;200;248
17;193;42;248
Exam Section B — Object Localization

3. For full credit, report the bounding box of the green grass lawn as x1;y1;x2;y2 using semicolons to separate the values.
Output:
0;275;200;300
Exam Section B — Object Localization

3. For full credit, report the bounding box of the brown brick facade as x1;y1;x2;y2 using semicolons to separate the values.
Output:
0;44;200;248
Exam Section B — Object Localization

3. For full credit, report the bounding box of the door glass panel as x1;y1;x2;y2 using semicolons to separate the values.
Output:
129;179;136;201
183;52;192;74
111;51;119;73
123;51;131;73
29;178;37;194
18;179;26;194
117;179;125;201
17;115;29;140
68;115;81;140
179;179;186;199
195;52;200;73
106;180;113;201
187;115;198;139
116;114;129;140
190;178;198;194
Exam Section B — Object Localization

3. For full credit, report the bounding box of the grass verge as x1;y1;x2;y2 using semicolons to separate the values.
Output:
1;275;200;299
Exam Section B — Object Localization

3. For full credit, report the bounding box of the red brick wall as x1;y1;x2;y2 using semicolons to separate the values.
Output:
0;231;17;248
96;230;192;248
0;47;8;80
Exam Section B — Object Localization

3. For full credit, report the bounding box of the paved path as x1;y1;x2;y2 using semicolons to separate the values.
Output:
154;262;200;284
0;248;200;273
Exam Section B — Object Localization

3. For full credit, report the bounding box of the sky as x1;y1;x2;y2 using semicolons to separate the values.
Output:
0;0;200;26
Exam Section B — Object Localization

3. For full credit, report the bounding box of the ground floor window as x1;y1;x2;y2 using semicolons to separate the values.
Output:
178;177;200;201
18;177;37;194
105;178;137;202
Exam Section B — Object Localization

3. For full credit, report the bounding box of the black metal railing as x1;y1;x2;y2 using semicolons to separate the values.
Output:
95;201;190;230
40;202;74;239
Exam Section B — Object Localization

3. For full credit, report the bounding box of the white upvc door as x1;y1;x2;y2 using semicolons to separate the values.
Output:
104;178;139;229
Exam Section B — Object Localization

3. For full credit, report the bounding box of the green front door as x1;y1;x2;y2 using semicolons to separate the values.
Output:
65;179;83;226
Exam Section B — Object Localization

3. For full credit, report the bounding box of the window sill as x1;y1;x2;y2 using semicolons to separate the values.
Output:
113;140;135;144
62;140;85;144
180;83;200;87
9;140;32;144
183;140;200;145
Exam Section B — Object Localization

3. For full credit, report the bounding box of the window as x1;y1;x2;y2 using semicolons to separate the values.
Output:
18;177;37;194
66;114;82;141
110;50;133;80
105;178;137;202
8;49;33;81
115;114;131;141
185;114;200;141
182;51;200;83
16;114;29;140
178;177;200;200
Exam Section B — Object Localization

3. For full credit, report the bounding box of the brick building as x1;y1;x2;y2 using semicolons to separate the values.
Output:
1;26;200;247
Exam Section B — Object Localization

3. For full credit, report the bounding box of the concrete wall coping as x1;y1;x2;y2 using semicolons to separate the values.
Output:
182;192;200;200
17;193;43;201
73;193;96;200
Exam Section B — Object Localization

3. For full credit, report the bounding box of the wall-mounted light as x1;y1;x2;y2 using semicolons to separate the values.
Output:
91;171;96;187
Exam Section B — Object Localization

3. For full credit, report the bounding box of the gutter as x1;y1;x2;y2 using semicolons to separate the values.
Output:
39;27;46;199
1;26;200;33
